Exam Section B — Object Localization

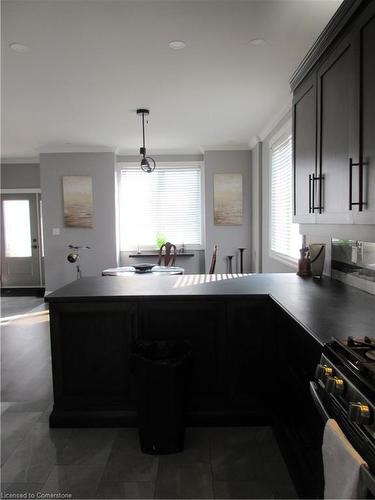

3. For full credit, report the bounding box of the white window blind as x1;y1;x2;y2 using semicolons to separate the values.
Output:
119;164;202;250
270;135;301;260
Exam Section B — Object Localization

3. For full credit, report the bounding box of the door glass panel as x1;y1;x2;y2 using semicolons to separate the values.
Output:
3;200;32;257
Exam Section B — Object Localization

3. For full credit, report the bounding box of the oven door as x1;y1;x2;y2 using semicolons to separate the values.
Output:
310;381;375;498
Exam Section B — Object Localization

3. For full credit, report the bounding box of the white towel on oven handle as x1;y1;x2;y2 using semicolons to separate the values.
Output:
323;418;368;499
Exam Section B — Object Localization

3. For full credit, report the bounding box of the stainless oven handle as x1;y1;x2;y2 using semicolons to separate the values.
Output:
310;381;330;422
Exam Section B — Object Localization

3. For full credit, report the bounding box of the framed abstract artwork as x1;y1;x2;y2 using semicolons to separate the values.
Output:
214;173;243;225
62;176;93;228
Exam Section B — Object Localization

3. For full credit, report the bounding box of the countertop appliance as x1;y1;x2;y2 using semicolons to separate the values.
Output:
311;336;375;497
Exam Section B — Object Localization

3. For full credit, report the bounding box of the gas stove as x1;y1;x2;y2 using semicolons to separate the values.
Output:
312;337;375;475
321;337;375;398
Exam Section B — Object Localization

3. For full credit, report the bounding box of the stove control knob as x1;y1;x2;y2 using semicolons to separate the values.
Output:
348;402;371;425
325;376;345;396
315;364;333;380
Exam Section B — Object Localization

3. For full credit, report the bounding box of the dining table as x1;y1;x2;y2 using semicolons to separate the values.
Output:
102;265;185;276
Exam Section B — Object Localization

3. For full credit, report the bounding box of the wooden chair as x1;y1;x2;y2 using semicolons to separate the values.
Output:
158;242;177;266
209;245;218;274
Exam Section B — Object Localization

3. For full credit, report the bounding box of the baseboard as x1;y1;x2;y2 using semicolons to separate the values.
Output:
1;287;45;297
49;408;272;428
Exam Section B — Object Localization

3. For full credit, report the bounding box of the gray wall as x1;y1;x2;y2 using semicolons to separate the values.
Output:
5;151;252;283
1;163;40;189
40;152;117;291
204;150;251;273
251;143;262;272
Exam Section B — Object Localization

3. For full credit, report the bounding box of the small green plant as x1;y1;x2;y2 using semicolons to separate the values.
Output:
156;233;167;249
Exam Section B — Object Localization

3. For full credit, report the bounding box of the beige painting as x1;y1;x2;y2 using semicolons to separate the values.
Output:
214;174;243;225
63;176;93;228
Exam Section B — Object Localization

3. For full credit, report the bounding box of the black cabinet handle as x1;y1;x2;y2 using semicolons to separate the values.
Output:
318;174;323;214
312;173;315;213
349;158;368;211
359;160;364;212
310;173;323;214
349;157;353;210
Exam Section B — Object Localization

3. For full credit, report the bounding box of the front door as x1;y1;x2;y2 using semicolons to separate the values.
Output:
1;193;43;287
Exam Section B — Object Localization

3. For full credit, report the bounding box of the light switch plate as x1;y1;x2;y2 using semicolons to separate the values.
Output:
52;228;60;235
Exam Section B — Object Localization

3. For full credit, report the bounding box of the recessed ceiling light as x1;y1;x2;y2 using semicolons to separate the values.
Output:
9;43;30;53
249;38;266;46
168;40;186;50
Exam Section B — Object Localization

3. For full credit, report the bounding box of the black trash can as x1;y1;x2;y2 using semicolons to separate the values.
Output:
131;340;192;455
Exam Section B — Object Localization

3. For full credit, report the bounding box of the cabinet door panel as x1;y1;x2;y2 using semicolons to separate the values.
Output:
226;299;274;401
293;76;317;223
50;303;136;410
317;37;355;224
355;10;375;224
137;301;226;396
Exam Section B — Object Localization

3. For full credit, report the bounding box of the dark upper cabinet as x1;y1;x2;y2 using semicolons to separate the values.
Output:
292;0;375;225
293;74;317;223
316;34;356;224
354;6;375;224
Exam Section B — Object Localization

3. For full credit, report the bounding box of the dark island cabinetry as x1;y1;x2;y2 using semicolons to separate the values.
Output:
49;302;137;425
46;274;375;498
271;302;325;498
48;296;275;427
226;299;275;404
137;300;227;397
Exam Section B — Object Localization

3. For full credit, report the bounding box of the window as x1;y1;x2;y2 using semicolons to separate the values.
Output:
118;163;202;250
270;134;301;261
3;199;32;257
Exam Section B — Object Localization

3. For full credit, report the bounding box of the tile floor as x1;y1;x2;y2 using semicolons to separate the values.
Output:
1;297;298;499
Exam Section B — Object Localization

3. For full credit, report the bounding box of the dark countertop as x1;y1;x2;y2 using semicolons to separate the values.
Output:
45;273;375;345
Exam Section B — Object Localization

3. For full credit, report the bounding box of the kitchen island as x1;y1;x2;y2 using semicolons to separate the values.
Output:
45;273;375;497
46;272;375;427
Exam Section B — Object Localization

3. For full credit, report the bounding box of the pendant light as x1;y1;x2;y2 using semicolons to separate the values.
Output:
136;109;156;173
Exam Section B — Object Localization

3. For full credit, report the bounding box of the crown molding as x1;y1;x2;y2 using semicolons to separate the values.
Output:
248;97;292;151
117;147;201;156
1;157;40;164
200;144;251;153
249;135;261;150
258;97;293;143
289;0;365;91
38;145;117;154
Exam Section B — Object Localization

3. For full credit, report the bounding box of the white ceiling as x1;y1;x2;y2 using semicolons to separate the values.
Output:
1;0;342;160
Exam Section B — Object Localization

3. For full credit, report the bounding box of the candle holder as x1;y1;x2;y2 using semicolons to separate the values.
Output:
227;255;233;274
238;248;246;273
